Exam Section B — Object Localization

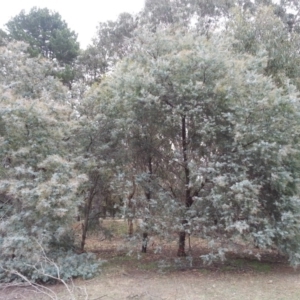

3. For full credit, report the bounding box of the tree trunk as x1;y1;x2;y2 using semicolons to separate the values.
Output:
142;232;148;253
141;156;152;253
177;231;187;257
81;190;95;251
177;115;193;256
127;177;136;237
80;176;99;251
128;219;134;236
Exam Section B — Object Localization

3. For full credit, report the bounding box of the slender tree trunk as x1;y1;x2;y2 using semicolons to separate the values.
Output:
80;173;99;251
177;115;193;257
178;230;187;257
142;156;152;253
81;183;97;251
142;232;148;253
127;178;136;236
128;218;134;236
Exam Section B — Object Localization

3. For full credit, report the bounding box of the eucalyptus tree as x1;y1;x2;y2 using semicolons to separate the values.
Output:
139;0;249;31
78;12;138;85
141;0;300;36
77;46;108;85
77;0;300;87
78;0;231;85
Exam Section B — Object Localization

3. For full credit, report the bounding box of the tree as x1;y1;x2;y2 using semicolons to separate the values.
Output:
6;7;79;65
140;0;236;32
0;42;66;100
76;0;300;86
95;27;300;264
229;5;300;88
77;0;231;85
6;7;80;89
0;42;100;282
70;82;127;250
78;12;138;85
77;45;108;85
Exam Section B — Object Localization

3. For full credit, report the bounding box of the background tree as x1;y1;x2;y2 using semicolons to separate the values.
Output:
229;5;300;88
77;12;137;85
6;7;79;64
6;7;80;89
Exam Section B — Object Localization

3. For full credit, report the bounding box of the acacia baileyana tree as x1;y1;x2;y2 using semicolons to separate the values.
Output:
0;42;100;282
91;26;300;264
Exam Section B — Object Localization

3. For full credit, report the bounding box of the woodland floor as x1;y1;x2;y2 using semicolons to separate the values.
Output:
1;219;300;300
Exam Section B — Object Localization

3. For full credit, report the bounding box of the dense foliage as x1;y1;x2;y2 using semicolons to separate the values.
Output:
1;0;300;283
91;28;300;263
0;42;100;282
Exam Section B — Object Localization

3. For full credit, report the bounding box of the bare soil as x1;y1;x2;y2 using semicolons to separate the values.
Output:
1;220;300;300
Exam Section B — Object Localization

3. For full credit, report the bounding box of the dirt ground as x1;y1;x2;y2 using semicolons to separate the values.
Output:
1;220;300;300
1;263;300;300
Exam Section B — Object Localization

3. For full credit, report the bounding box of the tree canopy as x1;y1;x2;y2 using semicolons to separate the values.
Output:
90;27;300;263
2;0;300;284
6;7;80;65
